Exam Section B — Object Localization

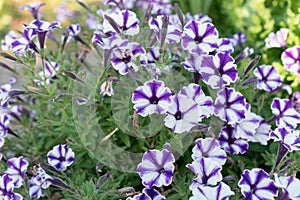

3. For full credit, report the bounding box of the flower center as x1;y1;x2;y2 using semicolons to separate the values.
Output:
194;35;203;44
174;111;182;120
122;49;133;64
58;156;66;162
149;96;159;104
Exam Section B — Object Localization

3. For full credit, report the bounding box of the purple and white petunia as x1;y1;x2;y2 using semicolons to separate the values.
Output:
0;174;23;200
132;79;172;117
126;188;166;200
34;61;59;86
247;116;271;145
229;32;247;47
179;83;213;118
216;38;234;54
1;31;18;51
253;65;282;92
25;19;61;49
29;166;53;199
104;0;136;10
274;174;300;200
111;40;146;75
0;115;10;141
293;91;300;113
281;46;300;75
191;138;227;166
181;20;219;55
199;52;238;89
185;13;212;24
235;47;254;63
238;168;278;200
103;10;139;36
149;15;182;44
137;0;172;15
47;144;75;171
19;2;46;19
92;33;122;50
218;125;249;154
214;87;247;124
190;182;235;200
63;24;82;44
271;98;300;129
4;156;29;188
186;158;223;190
270;127;300;152
136;149;175;187
11;28;37;55
181;56;201;73
164;94;201;133
100;77;118;97
265;28;289;49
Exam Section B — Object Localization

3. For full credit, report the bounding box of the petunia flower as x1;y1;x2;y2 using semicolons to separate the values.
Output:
253;65;282;92
265;28;289;49
92;33;122;50
229;32;247;47
137;0;172;15
186;158;223;190
1;31;18;51
281;46;300;75
26;19;61;49
111;39;146;75
181;55;201;73
29;166;53;199
185;13;212;24
247;116;271;145
11;28;37;55
55;4;80;23
270;127;300;152
105;0;136;10
199;52;238;89
214;87;247;124
136;149;175;187
47;144;75;171
19;2;46;19
149;15;182;44
235;47;254;64
4;156;29;188
218;125;249;154
63;24;85;45
271;98;300;129
190;182;235;200
0;114;10;141
191;138;227;166
215;38;234;54
132;79;172;117
274;174;300;200
179;83;213;119
100;76;118;97
126;188;166;200
34;61;59;86
164;94;201;133
103;10;139;36
0;174;23;200
293;91;300;113
181;20;219;55
238;168;278;200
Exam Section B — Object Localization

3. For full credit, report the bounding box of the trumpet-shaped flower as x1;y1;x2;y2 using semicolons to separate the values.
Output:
47;144;75;171
281;46;300;75
190;182;234;200
253;65;282;92
1;31;18;51
136;149;175;187
270;127;300;152
274;174;300;200
4;156;29;188
0;174;23;200
265;28;289;49
132;79;172;117
127;188;166;200
19;2;45;19
29;166;53;199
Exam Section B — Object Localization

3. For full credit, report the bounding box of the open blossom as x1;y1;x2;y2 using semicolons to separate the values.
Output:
281;46;300;75
274;174;300;200
186;158;223;190
247;116;271;145
19;2;46;19
34;61;59;86
214;87;247;124
216;38;234;54
92;33;122;50
181;56;201;73
218;125;249;154
136;149;175;187
132;79;172;117
4;156;29;188
29;166;53;199
179;83;213;118
149;15;182;44
0;115;10;142
238;168;278;200
229;32;247;46
265;28;289;49
111;39;145;75
47;144;75;171
1;31;18;51
0;174;23;200
11;28;37;55
270;127;300;152
253;65;282;92
186;13;212;24
271;98;300;129
164;94;201;133
103;10;139;35
181;20;218;55
199;52;238;89
100;77;118;97
127;188;166;200
190;182;234;200
191;138;227;166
